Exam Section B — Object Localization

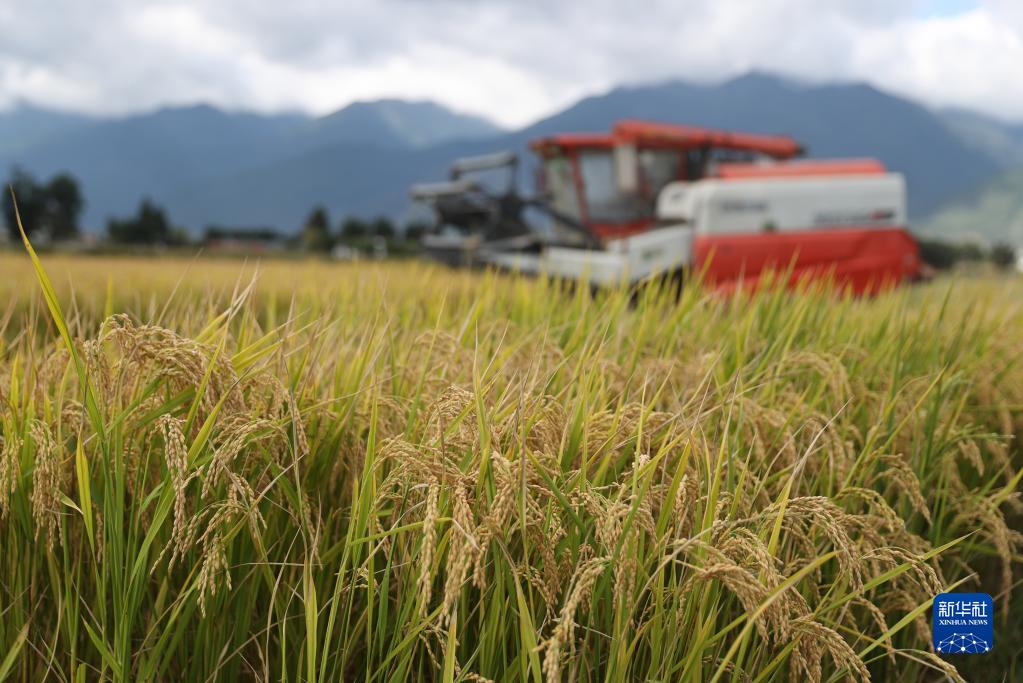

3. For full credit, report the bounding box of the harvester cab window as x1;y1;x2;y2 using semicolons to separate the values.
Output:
686;148;708;180
578;150;645;223
637;149;681;210
703;148;760;176
544;156;581;221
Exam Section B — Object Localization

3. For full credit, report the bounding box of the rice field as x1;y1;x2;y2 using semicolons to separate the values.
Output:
0;247;1022;682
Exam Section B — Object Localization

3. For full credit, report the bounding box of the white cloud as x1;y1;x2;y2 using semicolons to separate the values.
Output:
0;0;1019;127
851;8;1023;120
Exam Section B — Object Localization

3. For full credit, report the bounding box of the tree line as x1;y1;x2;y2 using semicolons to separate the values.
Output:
5;168;1020;269
1;168;184;245
2;168;427;252
916;238;1017;270
3;168;84;242
296;206;427;254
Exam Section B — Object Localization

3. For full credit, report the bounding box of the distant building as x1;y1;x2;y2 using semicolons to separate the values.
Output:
202;226;285;253
371;235;388;259
331;243;358;261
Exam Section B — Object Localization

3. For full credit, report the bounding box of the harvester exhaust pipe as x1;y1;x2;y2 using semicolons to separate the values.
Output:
448;151;518;179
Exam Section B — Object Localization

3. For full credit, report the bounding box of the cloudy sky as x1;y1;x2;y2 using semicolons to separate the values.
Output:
0;0;1021;128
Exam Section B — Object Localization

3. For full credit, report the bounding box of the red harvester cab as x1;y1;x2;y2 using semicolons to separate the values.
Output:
531;120;921;293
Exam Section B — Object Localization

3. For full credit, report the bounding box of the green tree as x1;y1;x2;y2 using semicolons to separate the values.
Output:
108;199;174;245
917;239;958;270
300;206;332;252
3;169;85;241
340;216;368;242
44;173;84;240
3;168;48;241
990;242;1017;270
403;221;429;242
959;242;985;262
371;216;395;239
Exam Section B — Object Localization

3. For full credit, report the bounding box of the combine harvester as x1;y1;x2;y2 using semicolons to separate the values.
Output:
411;120;922;294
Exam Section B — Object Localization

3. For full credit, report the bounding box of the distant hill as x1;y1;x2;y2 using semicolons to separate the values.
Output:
163;142;455;231
914;110;1023;245
303;99;502;149
0;99;503;229
1;73;1019;234
938;108;1023;169
0;103;93;157
14;105;305;225
920;169;1023;245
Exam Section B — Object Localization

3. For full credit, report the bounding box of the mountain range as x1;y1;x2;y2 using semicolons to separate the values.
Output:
2;72;1022;242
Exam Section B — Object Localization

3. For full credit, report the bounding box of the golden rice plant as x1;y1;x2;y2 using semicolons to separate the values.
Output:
0;241;1021;682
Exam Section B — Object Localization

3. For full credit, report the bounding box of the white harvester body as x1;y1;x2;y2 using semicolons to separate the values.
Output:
657;174;907;235
484;225;693;287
